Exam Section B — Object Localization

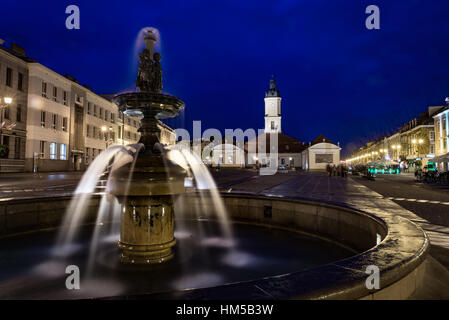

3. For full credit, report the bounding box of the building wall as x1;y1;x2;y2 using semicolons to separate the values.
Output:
0;48;29;171
304;143;341;170
435;110;448;157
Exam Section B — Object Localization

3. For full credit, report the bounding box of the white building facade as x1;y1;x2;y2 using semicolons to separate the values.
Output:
302;135;341;170
0;40;175;172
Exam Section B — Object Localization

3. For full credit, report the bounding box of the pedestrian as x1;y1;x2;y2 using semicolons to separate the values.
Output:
332;164;337;176
326;163;332;177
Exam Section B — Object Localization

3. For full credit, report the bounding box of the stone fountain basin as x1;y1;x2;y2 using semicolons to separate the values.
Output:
0;192;428;300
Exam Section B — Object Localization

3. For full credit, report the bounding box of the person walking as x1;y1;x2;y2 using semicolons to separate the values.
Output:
326;163;332;177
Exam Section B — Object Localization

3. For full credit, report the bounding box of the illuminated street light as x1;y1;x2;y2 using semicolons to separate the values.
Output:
418;139;423;144
3;97;12;104
412;139;417;144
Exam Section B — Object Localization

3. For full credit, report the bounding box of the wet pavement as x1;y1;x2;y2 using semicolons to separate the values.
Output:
1;169;449;271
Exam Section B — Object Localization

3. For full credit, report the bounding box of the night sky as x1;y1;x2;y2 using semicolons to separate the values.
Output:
2;0;449;156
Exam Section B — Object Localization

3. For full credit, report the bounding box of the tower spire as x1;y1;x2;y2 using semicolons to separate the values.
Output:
266;75;280;97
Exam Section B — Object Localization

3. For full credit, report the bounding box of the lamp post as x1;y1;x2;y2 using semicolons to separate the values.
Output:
101;125;114;149
0;97;13;143
0;96;13;122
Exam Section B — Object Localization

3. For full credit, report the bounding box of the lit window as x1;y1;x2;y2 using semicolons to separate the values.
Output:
50;142;57;160
60;144;67;160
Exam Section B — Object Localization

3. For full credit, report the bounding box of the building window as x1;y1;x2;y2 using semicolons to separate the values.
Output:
6;68;12;87
41;111;46;127
86;124;90;137
49;142;57;160
63;91;67;105
42;82;47;98
271;121;275;130
14;137;21;159
16;105;22;122
111;113;115;123
52;114;57;129
118;126;122;139
99;108;104;119
75;94;82;104
430;144;435;154
127;131;130;139
133;120;137;127
87;102;91;115
94;105;97;117
127;118;131;125
53;87;58;102
18;72;23;91
104;110;108;121
430;131;435;141
40;141;45;156
4;106;9;120
62;117;68;132
60;144;67;160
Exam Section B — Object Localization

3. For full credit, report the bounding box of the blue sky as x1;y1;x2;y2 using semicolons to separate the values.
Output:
2;0;449;156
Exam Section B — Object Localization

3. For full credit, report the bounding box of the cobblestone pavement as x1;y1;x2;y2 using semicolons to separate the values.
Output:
218;170;449;272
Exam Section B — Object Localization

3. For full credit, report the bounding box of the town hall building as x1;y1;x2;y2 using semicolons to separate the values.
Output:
245;77;307;169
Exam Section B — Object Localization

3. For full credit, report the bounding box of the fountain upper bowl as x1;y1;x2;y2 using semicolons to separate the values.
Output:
113;92;185;119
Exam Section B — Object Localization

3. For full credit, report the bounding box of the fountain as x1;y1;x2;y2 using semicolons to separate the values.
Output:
109;30;186;264
0;29;429;300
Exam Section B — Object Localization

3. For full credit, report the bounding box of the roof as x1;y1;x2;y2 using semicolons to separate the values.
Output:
245;132;307;154
0;43;35;63
311;134;335;146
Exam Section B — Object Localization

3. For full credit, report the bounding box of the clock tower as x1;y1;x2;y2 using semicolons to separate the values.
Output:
264;76;282;133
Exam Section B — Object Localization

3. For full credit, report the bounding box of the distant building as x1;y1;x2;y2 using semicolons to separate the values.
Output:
0;43;30;172
433;104;449;171
302;135;341;170
348;106;439;170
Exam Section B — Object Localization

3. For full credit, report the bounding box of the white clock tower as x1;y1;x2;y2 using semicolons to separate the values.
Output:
264;76;282;133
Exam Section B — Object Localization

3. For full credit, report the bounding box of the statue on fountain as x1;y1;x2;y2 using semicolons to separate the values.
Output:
136;49;163;93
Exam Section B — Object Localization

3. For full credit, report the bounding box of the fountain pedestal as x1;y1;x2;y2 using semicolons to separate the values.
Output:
109;153;185;264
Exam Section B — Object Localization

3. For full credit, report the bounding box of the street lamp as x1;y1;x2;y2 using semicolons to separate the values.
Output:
102;125;113;149
0;96;13;128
